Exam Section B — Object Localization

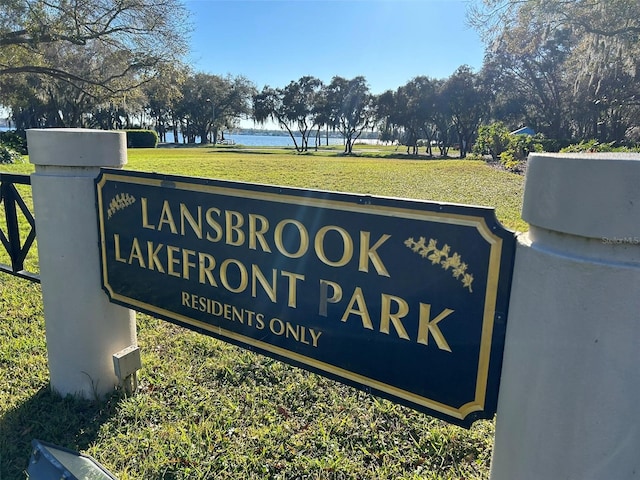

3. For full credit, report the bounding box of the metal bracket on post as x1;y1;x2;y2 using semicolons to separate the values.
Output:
112;345;141;395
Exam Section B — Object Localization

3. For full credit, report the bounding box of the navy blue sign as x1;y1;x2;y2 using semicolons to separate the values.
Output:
96;169;515;427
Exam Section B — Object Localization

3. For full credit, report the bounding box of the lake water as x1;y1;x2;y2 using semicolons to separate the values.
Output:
0;127;383;147
164;132;346;147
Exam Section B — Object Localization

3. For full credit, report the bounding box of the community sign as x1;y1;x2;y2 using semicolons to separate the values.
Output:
96;169;516;427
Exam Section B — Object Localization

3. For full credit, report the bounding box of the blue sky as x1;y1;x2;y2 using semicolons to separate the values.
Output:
185;0;485;95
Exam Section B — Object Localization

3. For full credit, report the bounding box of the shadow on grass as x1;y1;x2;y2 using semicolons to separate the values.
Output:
202;148;457;160
0;386;123;480
204;147;313;156
339;151;463;161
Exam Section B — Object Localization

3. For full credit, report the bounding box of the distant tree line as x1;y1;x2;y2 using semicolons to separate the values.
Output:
1;0;639;155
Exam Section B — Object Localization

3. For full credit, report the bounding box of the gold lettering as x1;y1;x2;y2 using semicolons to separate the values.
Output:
114;234;126;263
299;326;310;345
270;317;285;335
280;270;304;308
417;304;453;352
158;200;178;234
248;214;271;252
380;294;410;340
286;322;300;342
167;245;181;277
315;225;353;267
274;219;308;258
251;265;277;303
198;296;207;312
127;237;145;267
198;252;217;286
232;306;244;323
211;301;223;316
141;198;155;230
205;207;222;242
181;291;189;305
220;258;248;293
147;241;165;272
310;329;322;347
341;287;373;330
359;232;391;277
318;279;342;316
225;210;245;246
180;204;202;239
182;248;196;280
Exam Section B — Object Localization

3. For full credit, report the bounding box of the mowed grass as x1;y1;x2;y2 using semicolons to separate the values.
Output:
0;145;525;479
125;145;526;231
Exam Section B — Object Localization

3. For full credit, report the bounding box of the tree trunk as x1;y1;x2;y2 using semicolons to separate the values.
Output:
345;136;353;154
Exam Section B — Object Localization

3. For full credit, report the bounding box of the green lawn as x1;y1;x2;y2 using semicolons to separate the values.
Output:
124;146;526;231
0;146;525;479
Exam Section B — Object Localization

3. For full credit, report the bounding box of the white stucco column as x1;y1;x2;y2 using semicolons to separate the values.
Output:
490;153;640;479
28;128;137;399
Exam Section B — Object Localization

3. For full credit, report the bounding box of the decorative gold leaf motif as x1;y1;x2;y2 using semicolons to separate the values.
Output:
405;237;474;293
107;193;136;219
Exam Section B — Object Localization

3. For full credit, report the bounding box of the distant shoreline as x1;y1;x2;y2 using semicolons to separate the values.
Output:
0;125;380;140
230;127;379;140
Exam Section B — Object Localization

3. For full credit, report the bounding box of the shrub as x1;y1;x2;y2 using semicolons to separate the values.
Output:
124;129;158;148
560;139;630;153
625;126;640;146
473;122;545;172
561;139;608;152
0;130;27;154
537;137;570;152
499;151;520;171
509;133;543;160
0;144;24;164
474;122;511;161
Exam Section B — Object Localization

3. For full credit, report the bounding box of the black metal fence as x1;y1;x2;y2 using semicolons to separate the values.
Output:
0;173;39;283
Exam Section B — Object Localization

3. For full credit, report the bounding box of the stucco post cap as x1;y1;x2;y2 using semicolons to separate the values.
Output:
522;152;640;239
27;128;127;168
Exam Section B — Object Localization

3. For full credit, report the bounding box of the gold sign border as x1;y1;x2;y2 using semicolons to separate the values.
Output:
97;172;505;421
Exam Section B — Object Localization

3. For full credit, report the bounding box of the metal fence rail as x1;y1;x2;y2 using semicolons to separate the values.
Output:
0;172;39;283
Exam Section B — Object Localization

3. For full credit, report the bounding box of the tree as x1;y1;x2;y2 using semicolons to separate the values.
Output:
481;26;574;139
430;79;455;157
375;89;403;146
0;0;190;102
386;77;438;155
253;87;303;151
325;76;375;154
142;65;187;143
209;75;255;143
1;42;143;128
177;73;254;144
442;66;487;157
469;0;640;49
312;87;332;149
252;76;324;152
282;76;324;152
469;0;640;143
